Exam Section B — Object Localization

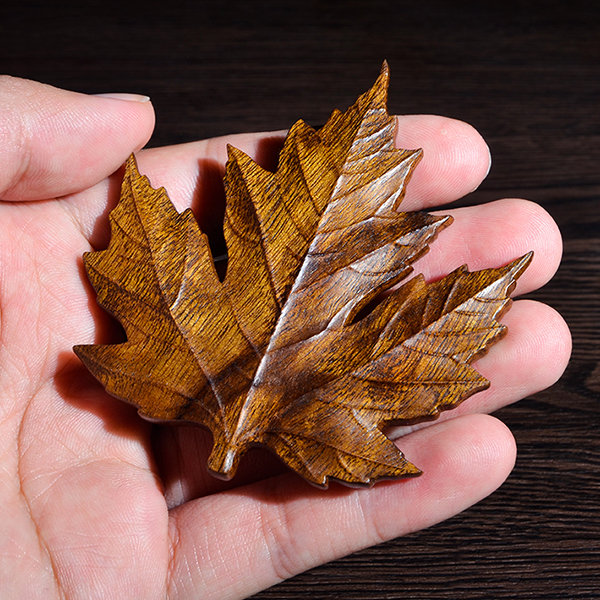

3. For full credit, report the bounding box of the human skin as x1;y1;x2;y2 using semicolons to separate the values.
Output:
0;76;571;599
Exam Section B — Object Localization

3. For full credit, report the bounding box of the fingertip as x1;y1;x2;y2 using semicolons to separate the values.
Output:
463;414;517;484
489;198;563;294
89;92;156;146
512;198;563;291
541;304;572;384
0;77;156;200
473;299;572;412
408;413;516;495
432;117;491;192
395;114;492;209
423;197;563;296
502;300;572;390
364;414;517;539
394;414;516;533
466;198;563;294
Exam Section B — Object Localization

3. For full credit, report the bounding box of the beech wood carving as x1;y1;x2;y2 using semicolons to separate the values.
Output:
74;63;531;487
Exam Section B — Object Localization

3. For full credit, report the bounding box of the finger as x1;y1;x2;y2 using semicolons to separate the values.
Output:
387;299;572;439
67;113;490;248
137;115;490;212
394;114;491;210
469;300;571;413
420;197;563;295
166;414;515;599
0;76;155;201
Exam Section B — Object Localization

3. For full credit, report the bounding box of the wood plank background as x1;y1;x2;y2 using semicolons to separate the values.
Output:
2;1;598;597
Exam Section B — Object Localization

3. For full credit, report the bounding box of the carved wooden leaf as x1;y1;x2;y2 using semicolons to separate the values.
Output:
74;64;531;487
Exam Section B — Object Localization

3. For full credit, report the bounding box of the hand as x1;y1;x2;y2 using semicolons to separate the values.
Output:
0;76;571;599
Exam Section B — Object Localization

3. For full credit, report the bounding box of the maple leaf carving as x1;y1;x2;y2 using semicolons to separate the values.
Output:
74;64;531;487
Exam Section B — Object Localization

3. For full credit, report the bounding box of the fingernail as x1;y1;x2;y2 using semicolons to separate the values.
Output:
94;93;151;103
484;143;492;178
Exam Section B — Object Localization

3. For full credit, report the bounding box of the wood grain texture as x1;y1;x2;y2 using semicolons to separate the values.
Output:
74;67;530;487
3;0;598;596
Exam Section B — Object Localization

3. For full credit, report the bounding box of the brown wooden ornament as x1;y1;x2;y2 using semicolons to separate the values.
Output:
74;63;531;487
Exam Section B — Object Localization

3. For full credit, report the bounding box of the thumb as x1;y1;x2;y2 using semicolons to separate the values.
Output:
0;76;155;201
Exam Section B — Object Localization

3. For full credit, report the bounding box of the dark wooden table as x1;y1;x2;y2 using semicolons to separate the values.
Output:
2;1;598;598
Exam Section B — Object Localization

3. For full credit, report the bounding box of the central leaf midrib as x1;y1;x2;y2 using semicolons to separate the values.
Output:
230;103;376;444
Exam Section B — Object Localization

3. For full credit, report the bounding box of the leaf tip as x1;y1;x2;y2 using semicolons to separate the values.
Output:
363;60;391;107
404;461;422;477
207;440;242;481
226;143;251;166
124;153;139;177
434;213;454;230
380;59;390;78
364;459;423;487
503;251;534;298
510;251;534;279
72;343;94;372
376;61;390;91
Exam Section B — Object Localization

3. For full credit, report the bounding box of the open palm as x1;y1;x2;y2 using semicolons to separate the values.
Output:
0;77;571;599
